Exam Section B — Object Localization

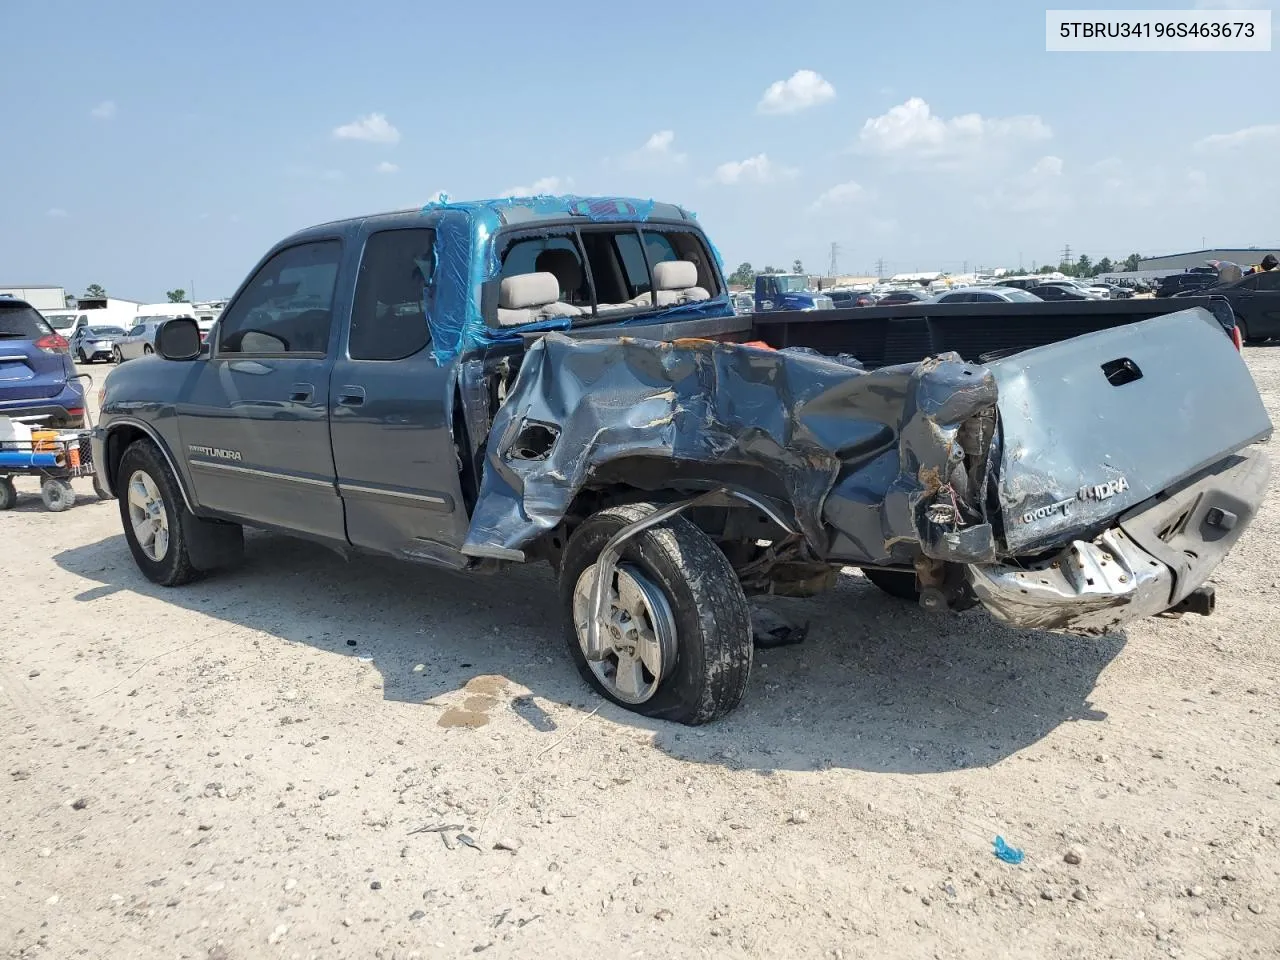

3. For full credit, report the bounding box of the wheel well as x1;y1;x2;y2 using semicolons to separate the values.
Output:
103;425;194;510
104;425;149;493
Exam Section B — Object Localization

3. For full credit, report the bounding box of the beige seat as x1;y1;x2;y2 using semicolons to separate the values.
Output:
653;260;710;306
496;272;582;327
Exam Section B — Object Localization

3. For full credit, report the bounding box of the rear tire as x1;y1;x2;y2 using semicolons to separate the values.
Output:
0;477;15;510
560;503;753;725
117;440;199;586
112;346;123;364
861;567;921;601
93;476;110;500
143;344;153;355
76;348;88;364
41;478;75;512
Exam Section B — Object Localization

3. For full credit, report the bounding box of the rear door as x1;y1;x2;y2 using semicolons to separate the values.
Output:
174;239;347;541
328;225;471;558
0;301;65;400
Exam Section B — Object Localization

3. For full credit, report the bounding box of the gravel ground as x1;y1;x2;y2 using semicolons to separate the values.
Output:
2;352;1278;960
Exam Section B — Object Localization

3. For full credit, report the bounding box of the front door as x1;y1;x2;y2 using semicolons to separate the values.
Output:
328;225;471;560
174;239;347;542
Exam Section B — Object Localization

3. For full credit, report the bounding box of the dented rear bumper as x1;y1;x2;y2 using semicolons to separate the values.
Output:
967;447;1270;632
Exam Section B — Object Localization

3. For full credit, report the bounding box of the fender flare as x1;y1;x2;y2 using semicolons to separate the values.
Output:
104;416;198;513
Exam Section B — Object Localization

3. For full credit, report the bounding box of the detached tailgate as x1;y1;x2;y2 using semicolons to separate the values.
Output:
989;307;1271;555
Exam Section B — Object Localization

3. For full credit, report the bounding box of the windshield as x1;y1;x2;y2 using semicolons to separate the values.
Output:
774;275;808;293
0;304;55;339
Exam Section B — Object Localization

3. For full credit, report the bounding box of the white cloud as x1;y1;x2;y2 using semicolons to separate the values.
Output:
332;113;401;144
979;155;1070;216
499;176;572;198
711;154;796;185
46;207;68;218
858;97;1051;165
1193;123;1280;151
1029;155;1063;178
758;70;836;115
375;161;400;174
90;100;116;120
810;181;868;210
616;130;688;172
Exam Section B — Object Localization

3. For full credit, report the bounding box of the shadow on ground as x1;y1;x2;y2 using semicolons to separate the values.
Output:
55;530;1121;775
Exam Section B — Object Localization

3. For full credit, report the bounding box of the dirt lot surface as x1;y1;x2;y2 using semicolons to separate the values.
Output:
3;353;1279;960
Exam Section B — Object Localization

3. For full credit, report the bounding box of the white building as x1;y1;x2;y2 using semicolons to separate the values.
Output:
0;284;69;311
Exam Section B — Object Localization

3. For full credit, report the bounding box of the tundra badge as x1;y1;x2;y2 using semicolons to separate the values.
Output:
1019;475;1130;525
188;444;243;462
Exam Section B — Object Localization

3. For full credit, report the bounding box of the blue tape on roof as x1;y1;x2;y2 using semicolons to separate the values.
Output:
417;194;731;363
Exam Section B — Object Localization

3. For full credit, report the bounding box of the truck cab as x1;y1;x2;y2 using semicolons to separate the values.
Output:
753;273;834;313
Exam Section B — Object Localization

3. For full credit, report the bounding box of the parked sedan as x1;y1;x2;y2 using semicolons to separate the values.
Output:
875;289;931;306
932;286;1044;304
1028;283;1089;301
113;316;178;362
69;324;126;364
1176;269;1280;343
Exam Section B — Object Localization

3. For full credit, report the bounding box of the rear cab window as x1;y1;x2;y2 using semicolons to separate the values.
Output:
491;222;722;327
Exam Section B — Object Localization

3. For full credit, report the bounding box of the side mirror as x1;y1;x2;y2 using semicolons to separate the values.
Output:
155;317;203;361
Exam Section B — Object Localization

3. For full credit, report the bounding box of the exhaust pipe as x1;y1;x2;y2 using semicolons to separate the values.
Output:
1168;585;1215;617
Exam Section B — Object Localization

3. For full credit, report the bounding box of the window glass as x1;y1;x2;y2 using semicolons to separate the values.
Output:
642;232;678;268
0;304;53;338
614;232;651;296
1254;271;1280;291
218;240;341;355
499;235;588;306
350;229;435;361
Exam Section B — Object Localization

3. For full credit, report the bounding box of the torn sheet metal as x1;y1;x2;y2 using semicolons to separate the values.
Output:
987;308;1272;556
461;333;999;564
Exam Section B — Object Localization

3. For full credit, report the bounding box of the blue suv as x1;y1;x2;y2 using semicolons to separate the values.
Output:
0;296;86;427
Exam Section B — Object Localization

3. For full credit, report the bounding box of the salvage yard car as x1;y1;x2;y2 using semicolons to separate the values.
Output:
69;324;126;364
93;195;1273;725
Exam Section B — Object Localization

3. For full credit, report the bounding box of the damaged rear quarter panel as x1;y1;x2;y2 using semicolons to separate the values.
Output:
461;333;999;563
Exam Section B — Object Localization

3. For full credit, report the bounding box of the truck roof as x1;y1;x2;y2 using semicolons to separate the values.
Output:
283;194;698;244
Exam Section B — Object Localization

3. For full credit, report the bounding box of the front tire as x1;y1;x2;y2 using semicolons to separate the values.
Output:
117;440;199;586
143;344;153;355
112;346;124;364
559;503;753;725
0;477;16;510
76;348;88;364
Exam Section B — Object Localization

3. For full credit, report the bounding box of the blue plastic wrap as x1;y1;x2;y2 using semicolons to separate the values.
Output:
417;195;730;364
993;836;1024;865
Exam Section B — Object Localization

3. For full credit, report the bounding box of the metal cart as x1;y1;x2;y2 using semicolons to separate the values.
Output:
0;374;107;512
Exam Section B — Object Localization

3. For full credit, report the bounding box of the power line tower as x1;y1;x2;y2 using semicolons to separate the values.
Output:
875;257;886;280
828;242;840;279
1060;243;1073;270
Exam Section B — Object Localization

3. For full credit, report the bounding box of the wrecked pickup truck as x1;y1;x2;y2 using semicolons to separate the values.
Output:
94;195;1273;725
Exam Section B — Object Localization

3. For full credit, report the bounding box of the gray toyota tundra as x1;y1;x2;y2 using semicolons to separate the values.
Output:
93;194;1273;724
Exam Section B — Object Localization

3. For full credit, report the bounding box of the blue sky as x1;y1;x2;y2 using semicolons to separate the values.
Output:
2;0;1277;299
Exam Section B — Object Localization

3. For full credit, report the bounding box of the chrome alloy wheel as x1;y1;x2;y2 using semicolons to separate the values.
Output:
127;469;170;561
572;562;677;704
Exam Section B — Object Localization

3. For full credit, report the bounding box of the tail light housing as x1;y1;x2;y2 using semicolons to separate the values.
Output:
34;333;70;355
1231;325;1243;352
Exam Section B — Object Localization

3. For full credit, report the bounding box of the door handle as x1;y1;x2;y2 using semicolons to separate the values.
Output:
337;385;366;407
290;382;315;403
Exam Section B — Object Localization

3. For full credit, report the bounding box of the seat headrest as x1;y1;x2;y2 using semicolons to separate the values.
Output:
499;272;560;310
654;260;698;291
